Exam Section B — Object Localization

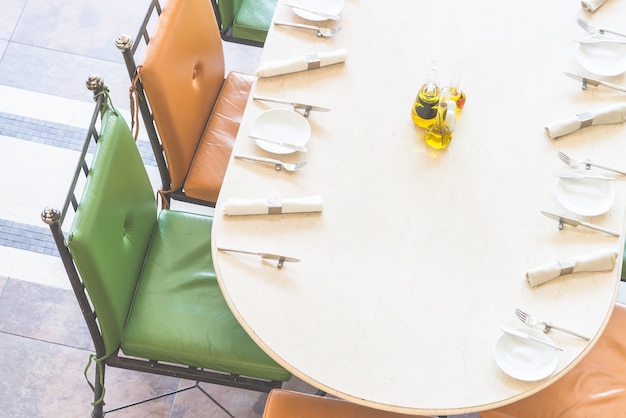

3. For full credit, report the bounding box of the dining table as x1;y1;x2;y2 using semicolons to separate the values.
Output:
210;0;626;415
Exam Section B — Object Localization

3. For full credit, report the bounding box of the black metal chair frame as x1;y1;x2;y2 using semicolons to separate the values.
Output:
41;76;282;418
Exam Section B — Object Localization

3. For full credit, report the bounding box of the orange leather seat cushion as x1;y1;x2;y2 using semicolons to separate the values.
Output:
139;0;251;203
262;389;426;418
183;71;252;203
481;303;626;418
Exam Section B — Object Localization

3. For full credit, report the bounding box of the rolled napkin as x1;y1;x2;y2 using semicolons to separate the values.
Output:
581;0;608;12
223;195;324;216
255;49;348;78
545;104;626;139
526;248;618;287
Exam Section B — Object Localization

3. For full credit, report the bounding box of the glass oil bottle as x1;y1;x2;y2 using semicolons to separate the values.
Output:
411;60;441;128
424;87;456;149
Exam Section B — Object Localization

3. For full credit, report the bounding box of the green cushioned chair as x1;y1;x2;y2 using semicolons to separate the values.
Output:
212;0;277;46
41;77;290;418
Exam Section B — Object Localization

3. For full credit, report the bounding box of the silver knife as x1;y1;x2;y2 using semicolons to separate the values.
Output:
541;210;620;237
253;95;330;117
249;134;308;153
564;72;626;93
500;326;564;351
284;3;341;21
555;171;614;181
217;247;301;269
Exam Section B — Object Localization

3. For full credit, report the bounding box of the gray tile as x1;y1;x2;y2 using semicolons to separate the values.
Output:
0;332;94;417
0;278;92;350
0;39;7;57
0;0;26;40
0;42;132;108
223;42;263;76
11;0;150;62
0;331;189;418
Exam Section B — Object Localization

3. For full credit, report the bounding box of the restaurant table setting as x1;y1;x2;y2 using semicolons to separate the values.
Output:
211;0;626;415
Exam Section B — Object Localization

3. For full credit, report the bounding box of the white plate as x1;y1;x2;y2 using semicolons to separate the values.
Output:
289;0;344;21
576;35;626;76
554;169;616;216
494;327;559;381
250;109;311;155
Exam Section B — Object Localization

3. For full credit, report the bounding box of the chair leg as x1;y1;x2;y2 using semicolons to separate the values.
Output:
91;364;105;418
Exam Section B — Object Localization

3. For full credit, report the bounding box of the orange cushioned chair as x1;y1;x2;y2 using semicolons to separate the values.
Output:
262;389;428;418
117;0;253;207
481;303;626;418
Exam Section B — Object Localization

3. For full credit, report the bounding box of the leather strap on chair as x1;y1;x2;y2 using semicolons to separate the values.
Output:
157;188;171;210
128;68;143;141
83;354;106;406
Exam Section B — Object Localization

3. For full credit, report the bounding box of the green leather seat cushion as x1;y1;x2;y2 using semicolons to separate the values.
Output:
231;0;277;43
121;209;291;382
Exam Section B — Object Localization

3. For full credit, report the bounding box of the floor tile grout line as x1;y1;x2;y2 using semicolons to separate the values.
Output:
0;329;94;353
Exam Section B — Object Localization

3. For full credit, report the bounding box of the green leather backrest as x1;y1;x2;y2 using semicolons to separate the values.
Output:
217;0;243;31
67;104;157;358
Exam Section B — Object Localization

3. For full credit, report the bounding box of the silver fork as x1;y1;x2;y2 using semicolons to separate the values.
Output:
515;308;591;340
577;18;626;39
274;21;342;38
234;154;307;172
557;151;626;175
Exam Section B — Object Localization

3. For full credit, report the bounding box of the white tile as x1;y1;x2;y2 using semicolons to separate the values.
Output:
0;246;70;289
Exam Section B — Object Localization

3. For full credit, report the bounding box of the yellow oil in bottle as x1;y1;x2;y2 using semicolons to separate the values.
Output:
411;60;441;128
449;87;466;112
412;83;441;128
424;88;455;149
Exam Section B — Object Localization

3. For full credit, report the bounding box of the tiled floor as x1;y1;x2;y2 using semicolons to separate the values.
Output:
0;0;313;416
0;0;624;417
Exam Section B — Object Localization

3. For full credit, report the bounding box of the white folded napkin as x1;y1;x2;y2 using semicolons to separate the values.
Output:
255;49;348;78
581;0;608;12
526;248;618;287
223;195;324;216
545;104;626;139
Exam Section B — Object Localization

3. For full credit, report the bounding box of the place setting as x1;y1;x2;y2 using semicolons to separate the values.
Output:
274;0;343;39
493;307;592;381
552;150;624;217
493;325;561;381
284;0;344;22
248;107;311;155
574;17;626;77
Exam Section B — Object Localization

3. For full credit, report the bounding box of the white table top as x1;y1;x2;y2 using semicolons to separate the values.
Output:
212;0;626;414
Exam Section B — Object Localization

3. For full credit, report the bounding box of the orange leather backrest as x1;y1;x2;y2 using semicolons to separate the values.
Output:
263;389;425;418
139;0;225;191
